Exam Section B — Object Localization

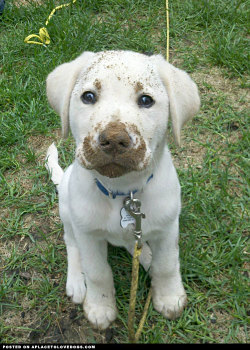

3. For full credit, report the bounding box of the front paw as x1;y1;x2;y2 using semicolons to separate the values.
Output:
83;302;117;330
152;292;187;320
66;273;86;304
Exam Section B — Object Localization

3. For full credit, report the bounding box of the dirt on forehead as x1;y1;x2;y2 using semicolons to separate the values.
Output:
94;78;102;91
134;81;144;93
81;50;153;83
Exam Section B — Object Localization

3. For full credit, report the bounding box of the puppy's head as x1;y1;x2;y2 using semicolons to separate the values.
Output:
46;51;200;178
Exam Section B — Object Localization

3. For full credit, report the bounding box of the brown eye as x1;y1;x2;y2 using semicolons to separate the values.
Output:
81;91;97;104
138;95;155;108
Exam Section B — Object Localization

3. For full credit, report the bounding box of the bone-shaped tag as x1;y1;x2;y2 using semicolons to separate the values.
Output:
120;207;136;228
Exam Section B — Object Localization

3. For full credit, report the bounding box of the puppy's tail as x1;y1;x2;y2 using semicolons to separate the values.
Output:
45;142;64;190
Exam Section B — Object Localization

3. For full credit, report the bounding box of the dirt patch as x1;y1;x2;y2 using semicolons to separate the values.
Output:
94;79;102;92
3;299;114;343
170;65;247;173
209;309;248;343
14;0;43;7
28;129;62;162
191;66;250;113
27;306;111;344
171;135;206;170
134;81;144;93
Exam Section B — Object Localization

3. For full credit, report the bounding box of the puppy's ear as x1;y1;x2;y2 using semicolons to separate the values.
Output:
46;51;94;138
153;55;200;145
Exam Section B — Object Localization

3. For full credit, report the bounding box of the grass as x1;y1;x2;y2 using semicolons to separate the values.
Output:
0;0;249;344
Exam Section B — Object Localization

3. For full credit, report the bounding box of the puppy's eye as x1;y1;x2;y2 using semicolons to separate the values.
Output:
81;91;97;104
138;95;155;108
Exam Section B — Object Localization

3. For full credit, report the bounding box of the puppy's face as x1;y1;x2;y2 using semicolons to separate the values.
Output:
69;51;169;178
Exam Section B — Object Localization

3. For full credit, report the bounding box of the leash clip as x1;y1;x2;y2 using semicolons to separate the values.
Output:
124;192;145;248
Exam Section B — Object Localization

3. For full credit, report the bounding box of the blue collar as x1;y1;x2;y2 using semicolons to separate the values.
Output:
95;174;153;199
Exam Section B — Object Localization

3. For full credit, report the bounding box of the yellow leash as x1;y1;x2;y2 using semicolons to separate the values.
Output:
24;0;77;46
166;0;170;62
128;242;152;343
127;1;170;343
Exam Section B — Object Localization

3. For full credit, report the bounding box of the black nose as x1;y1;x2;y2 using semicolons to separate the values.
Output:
99;127;131;155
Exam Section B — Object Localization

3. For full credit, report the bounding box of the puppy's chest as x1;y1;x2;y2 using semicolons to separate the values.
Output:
97;200;136;234
88;198;150;244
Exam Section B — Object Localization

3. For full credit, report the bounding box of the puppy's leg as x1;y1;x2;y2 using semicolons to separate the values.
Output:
74;230;117;330
149;219;187;320
64;224;86;304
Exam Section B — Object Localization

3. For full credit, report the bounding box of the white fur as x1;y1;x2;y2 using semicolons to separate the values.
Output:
45;50;200;330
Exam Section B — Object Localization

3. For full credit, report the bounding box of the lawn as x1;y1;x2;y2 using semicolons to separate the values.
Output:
0;0;249;344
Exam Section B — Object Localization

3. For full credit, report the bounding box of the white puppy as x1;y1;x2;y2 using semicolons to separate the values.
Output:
45;50;200;330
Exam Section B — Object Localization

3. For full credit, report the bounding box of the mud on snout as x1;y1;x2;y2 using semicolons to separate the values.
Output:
76;122;149;178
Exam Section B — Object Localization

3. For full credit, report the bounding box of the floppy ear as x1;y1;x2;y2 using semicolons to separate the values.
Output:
153;55;200;145
46;51;95;138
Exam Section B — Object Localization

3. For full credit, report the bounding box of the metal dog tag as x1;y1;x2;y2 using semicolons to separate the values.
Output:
120;207;136;228
122;192;146;248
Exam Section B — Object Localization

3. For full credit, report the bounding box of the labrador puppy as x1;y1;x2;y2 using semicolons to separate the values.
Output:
45;50;200;330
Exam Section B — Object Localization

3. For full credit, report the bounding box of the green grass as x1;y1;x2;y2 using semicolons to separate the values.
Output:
0;0;249;344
